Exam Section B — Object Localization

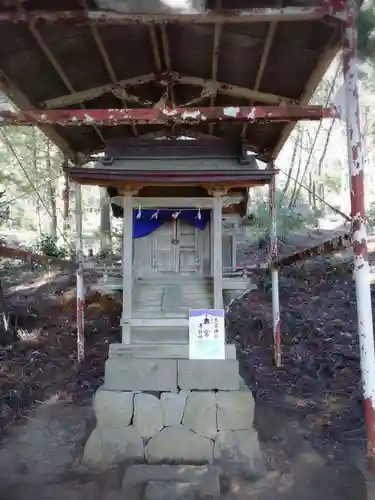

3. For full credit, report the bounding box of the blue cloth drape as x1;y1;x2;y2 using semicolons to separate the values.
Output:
132;209;210;239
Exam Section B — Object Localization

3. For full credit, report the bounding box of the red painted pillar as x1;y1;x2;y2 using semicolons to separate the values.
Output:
269;166;281;367
343;0;375;471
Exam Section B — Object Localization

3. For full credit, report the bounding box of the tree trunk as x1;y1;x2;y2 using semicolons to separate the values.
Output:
100;187;112;254
281;127;300;202
31;128;42;234
308;173;313;205
291;129;316;206
314;121;335;209
0;280;17;344
289;129;305;208
62;166;70;239
46;139;57;240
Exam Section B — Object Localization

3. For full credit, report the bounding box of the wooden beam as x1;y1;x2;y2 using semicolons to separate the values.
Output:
0;242;74;269
0;5;344;25
242;20;278;139
0;105;339;125
254;23;277;92
82;0;138;137
131;197;214;208
149;26;162;71
42;72;291;108
209;20;222;135
0;69;76;159
160;25;176;107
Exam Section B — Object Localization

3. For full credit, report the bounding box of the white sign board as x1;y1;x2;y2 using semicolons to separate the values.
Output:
189;309;225;360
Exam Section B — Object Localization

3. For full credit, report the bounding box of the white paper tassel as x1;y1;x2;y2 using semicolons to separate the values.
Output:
136;205;142;219
172;210;182;219
196;208;202;220
150;209;159;220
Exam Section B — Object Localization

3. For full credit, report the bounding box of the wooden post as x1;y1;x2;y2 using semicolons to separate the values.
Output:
122;191;133;344
75;183;85;362
100;187;112;255
62;160;70;240
212;189;224;309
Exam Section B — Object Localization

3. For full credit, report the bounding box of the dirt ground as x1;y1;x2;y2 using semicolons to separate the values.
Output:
0;248;372;499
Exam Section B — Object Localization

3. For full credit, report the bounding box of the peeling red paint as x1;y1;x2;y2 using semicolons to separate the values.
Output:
0;106;339;126
343;0;375;473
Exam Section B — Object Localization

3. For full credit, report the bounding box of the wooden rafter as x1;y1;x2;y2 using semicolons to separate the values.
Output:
209;9;222;136
0;68;76;160
149;25;162;72
149;25;170;110
16;0;105;146
80;0;138;137
242;19;278;140
160;25;176;107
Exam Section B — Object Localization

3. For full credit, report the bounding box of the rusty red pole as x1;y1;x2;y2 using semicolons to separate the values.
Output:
269;166;281;367
75;182;85;362
343;0;375;471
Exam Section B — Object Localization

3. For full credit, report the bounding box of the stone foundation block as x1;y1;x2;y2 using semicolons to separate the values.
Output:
160;392;188;426
134;393;163;439
145;425;213;464
144;481;197;500
122;465;221;498
82;426;144;467
213;430;264;475
109;343;237;359
182;392;217;439
216;391;255;430
104;358;177;391
93;388;133;428
178;360;240;390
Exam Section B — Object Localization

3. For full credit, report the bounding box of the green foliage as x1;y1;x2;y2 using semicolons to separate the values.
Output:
321;173;341;195
33;233;67;258
245;190;318;241
366;200;375;226
357;5;375;62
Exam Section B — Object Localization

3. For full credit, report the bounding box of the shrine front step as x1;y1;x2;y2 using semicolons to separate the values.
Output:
109;343;236;360
131;326;189;344
104;358;241;392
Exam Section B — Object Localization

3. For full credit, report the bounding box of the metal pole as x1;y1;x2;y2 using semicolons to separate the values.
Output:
75;182;85;362
343;0;375;471
269;169;281;367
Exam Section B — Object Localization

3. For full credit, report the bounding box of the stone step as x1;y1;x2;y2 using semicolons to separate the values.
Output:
122;464;222;500
108;342;236;359
104;358;240;391
143;481;198;500
131;326;189;344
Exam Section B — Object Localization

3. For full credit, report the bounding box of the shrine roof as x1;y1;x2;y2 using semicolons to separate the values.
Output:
0;0;343;161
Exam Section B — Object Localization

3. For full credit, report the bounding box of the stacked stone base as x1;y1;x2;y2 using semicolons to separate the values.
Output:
83;349;263;476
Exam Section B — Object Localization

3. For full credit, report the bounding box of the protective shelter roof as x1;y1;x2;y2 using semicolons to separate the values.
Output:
0;0;343;161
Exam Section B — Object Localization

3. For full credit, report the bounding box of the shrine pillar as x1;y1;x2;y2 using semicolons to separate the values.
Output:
121;189;134;344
